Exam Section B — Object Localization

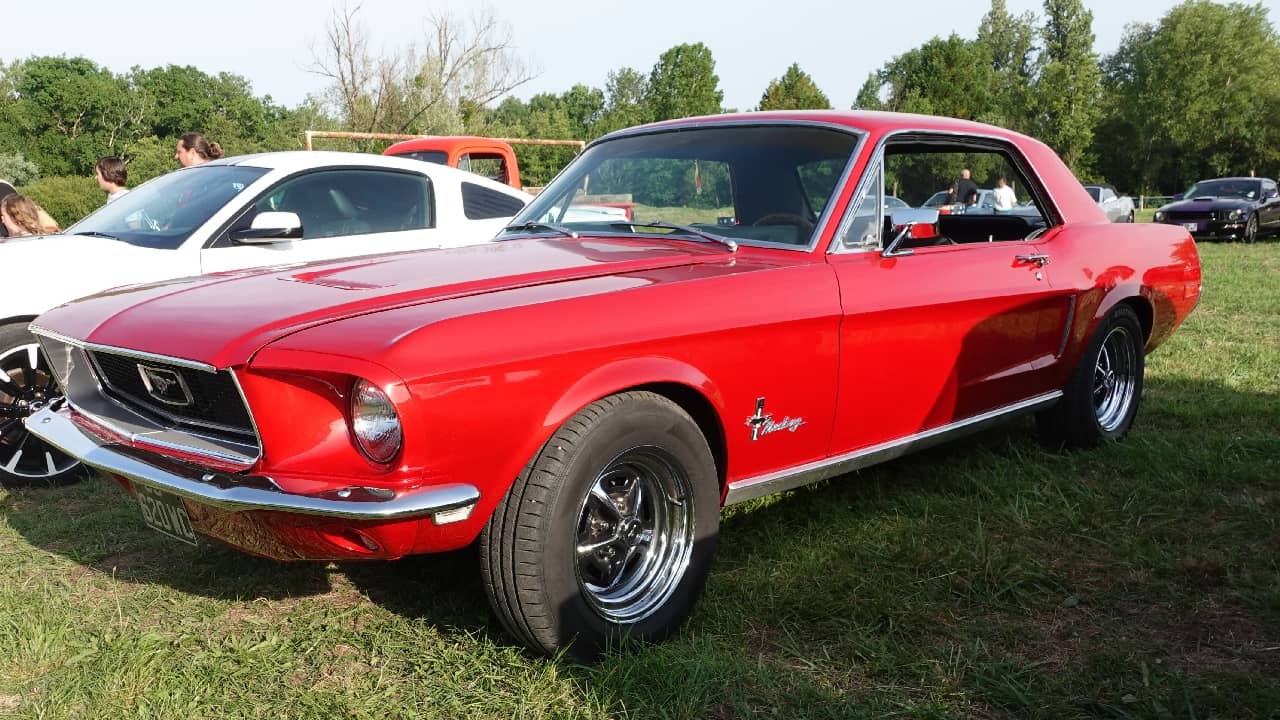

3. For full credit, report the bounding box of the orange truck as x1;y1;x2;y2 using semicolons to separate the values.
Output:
383;136;523;190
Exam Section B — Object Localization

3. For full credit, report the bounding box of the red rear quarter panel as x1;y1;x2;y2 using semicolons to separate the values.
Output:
1043;222;1201;371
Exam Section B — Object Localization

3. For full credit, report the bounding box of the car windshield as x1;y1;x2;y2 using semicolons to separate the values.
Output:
1184;180;1261;200
65;165;268;249
1083;186;1102;201
502;125;861;248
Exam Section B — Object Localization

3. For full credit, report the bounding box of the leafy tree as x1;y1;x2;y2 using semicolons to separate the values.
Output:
644;43;723;121
1097;1;1280;192
560;84;605;138
0;57;148;176
1031;0;1102;174
854;35;995;121
18;176;102;228
0;154;39;185
976;0;1038;131
758;63;831;110
852;72;883;110
597;67;650;133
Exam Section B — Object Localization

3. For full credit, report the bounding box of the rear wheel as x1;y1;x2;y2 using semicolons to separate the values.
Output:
0;323;82;487
1037;306;1145;449
1127;210;1135;223
480;391;719;661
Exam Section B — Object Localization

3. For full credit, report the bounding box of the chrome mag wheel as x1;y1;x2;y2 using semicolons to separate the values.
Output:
1093;325;1138;433
574;446;694;624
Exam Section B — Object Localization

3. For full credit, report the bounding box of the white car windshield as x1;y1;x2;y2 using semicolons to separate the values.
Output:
67;165;268;249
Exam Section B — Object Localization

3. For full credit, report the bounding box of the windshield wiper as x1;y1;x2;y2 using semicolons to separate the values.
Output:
503;221;578;239
72;230;120;240
609;221;737;252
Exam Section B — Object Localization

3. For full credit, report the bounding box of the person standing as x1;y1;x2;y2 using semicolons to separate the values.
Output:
954;168;979;207
993;176;1017;211
95;156;130;203
174;132;224;167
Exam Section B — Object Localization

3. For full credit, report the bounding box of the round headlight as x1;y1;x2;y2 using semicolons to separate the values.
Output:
1228;208;1245;221
1154;211;1165;222
350;379;402;464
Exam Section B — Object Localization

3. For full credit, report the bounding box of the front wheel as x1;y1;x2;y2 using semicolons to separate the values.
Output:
480;391;719;661
1244;213;1259;243
1037;305;1145;450
1127;210;1135;223
0;323;83;487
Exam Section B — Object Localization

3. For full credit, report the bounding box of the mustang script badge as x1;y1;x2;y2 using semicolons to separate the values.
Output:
745;397;805;441
137;365;194;407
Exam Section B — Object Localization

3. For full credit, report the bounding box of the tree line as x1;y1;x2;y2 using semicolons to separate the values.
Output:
1;0;1276;225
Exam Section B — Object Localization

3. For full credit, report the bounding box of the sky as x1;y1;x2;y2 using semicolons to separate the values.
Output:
4;0;1279;112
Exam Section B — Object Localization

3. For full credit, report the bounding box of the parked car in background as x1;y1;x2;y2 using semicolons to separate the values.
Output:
1153;176;1280;242
1083;183;1135;223
26;111;1201;660
923;188;994;214
384;136;524;190
0;152;530;487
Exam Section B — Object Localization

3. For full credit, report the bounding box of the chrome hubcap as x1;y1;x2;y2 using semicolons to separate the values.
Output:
574;446;694;623
1092;327;1137;432
0;342;76;479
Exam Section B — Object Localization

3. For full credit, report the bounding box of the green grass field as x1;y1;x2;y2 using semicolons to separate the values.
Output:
2;244;1277;719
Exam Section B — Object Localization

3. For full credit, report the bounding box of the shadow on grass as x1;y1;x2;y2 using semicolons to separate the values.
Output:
2;372;1276;717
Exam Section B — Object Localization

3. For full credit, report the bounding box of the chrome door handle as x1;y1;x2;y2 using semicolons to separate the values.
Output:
1015;253;1050;267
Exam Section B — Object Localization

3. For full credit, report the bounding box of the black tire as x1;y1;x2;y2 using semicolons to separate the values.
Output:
480;391;719;661
1244;213;1259;244
1127;210;1135;223
0;322;83;488
1037;305;1145;450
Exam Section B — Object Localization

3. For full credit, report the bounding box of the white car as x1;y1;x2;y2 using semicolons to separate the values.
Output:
0;151;530;486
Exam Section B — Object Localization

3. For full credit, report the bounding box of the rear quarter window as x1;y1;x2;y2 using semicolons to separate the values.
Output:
462;183;526;220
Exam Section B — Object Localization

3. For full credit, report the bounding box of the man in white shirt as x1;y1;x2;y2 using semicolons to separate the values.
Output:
993;176;1017;211
95;156;129;204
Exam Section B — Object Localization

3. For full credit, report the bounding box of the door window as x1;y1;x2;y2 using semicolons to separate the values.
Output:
832;139;1053;254
229;169;434;242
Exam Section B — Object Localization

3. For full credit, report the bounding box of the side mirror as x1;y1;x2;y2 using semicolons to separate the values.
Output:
882;208;940;258
230;211;303;244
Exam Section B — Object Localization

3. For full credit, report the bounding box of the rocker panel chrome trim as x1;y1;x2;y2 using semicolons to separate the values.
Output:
724;391;1062;506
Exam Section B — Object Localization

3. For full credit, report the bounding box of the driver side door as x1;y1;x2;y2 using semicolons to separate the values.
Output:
826;145;1073;456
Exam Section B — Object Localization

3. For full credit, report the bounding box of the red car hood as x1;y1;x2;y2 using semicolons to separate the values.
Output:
34;237;728;368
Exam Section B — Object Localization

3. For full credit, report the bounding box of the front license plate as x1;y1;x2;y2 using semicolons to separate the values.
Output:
1182;222;1199;231
136;484;198;545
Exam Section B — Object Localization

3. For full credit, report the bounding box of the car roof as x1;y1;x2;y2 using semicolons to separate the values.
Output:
1193;176;1270;183
383;136;508;154
202;151;527;195
596;109;1039;145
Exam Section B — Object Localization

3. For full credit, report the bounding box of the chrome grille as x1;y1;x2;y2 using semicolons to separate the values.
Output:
89;351;255;441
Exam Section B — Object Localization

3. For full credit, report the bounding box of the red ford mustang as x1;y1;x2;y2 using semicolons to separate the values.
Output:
24;111;1201;659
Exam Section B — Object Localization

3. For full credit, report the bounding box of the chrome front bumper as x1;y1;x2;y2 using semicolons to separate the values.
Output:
25;405;479;524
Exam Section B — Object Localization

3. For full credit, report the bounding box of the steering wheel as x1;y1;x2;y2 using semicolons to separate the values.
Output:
752;213;815;238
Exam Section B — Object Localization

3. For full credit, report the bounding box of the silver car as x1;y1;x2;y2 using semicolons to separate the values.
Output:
1084;184;1135;223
